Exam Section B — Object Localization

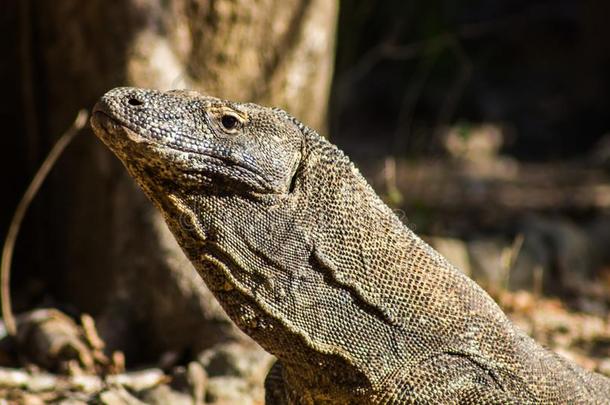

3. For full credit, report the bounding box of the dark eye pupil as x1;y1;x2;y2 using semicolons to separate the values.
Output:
221;115;238;130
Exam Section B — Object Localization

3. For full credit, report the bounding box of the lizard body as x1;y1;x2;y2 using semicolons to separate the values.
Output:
91;87;610;404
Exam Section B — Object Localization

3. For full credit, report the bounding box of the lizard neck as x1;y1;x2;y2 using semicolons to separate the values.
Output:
150;130;518;396
294;134;523;383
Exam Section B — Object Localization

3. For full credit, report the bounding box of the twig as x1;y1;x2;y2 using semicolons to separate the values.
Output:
500;234;524;289
1;109;89;336
81;314;106;352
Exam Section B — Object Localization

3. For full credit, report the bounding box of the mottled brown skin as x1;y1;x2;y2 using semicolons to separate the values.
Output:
91;87;610;404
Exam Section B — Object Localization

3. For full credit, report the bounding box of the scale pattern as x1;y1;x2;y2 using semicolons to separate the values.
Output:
91;87;610;404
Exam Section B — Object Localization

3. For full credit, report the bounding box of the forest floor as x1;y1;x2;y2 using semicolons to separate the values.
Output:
1;287;609;404
497;288;610;375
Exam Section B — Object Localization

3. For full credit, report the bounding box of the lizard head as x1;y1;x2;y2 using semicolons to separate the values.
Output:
91;87;375;388
92;87;403;393
91;87;303;197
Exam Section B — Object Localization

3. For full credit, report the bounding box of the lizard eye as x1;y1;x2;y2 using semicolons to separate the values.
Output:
220;114;241;132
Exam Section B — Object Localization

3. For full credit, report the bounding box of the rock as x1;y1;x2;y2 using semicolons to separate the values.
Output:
443;124;504;163
195;342;272;404
170;362;207;404
597;359;610;377
98;386;146;405
71;374;104;393
16;309;95;373
19;393;45;405
140;384;194;405
515;216;593;292
467;238;508;289
463;216;597;293
205;376;254;404
56;399;88;405
187;361;206;404
197;342;273;382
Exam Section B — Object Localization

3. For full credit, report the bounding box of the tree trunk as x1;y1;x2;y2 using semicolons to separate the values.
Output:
12;0;337;361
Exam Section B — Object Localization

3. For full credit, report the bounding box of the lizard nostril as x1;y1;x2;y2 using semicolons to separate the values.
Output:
127;97;144;106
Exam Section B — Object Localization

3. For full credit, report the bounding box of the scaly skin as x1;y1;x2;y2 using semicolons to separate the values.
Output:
91;87;610;404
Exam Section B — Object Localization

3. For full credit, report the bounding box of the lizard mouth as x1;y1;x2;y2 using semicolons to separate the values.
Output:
91;109;118;136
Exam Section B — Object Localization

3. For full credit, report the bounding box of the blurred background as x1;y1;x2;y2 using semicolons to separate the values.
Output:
1;1;609;403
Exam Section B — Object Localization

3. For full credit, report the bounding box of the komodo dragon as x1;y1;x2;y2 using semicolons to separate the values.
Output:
91;87;610;404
